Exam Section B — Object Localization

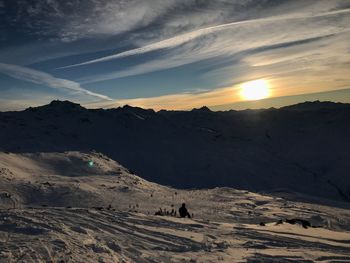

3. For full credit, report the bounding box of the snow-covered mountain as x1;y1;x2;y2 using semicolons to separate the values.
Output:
1;151;350;262
1;100;350;202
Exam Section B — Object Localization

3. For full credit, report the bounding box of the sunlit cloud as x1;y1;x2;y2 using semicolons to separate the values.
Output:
73;8;350;84
59;8;350;69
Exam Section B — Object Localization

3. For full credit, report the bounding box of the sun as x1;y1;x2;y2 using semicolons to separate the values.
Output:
240;79;270;101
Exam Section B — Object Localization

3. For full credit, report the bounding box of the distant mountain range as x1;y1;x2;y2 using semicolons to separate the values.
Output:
1;100;350;202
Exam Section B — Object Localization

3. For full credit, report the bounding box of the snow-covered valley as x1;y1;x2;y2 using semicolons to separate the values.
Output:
1;151;350;262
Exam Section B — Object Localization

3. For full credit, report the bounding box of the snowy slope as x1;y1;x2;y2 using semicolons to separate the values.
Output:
1;151;350;262
2;208;350;262
0;100;350;202
0;151;165;210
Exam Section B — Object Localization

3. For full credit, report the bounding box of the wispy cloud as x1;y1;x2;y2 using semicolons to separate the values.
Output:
73;7;350;84
59;8;350;70
0;63;112;101
4;0;178;42
2;0;350;110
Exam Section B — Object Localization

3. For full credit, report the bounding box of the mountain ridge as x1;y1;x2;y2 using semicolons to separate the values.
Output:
2;99;350;113
1;100;350;202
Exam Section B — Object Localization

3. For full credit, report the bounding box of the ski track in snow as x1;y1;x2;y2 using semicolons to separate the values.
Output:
1;208;350;262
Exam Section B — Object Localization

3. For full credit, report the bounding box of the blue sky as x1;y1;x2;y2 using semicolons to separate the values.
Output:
0;0;349;110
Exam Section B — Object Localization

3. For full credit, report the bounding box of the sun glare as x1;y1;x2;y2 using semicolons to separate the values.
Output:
240;79;270;101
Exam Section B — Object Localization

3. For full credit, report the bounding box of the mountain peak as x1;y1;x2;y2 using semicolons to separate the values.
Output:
26;100;85;113
47;100;83;108
280;101;349;111
191;106;211;112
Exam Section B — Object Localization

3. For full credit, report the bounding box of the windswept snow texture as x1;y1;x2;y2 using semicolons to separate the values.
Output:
1;151;350;262
0;100;350;202
1;208;350;262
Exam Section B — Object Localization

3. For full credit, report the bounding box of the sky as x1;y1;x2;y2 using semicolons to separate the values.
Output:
0;0;350;111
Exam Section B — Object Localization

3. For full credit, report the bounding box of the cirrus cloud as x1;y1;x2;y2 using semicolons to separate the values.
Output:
0;63;112;101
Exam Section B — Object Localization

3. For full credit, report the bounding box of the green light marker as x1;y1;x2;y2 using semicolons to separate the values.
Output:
88;161;94;167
